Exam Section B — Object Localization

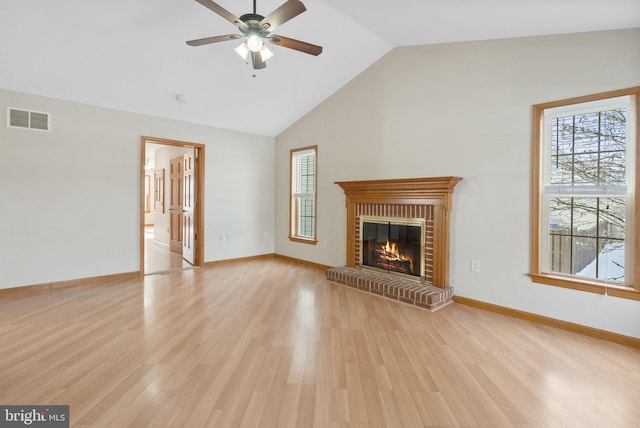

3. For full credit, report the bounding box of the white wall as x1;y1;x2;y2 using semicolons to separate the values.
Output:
0;89;275;289
275;29;640;338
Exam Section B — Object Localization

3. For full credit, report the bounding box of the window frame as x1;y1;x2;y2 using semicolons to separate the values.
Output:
289;145;318;245
153;168;165;214
530;87;640;301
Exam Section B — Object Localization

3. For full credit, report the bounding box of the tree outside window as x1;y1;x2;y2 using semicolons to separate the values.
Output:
547;108;627;282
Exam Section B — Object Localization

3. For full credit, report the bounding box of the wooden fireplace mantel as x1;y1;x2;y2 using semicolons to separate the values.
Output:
336;176;462;288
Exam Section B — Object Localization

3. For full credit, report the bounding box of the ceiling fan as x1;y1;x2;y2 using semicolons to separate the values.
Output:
186;0;323;70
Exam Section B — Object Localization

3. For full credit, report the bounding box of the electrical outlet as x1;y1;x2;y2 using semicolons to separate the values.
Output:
470;259;480;273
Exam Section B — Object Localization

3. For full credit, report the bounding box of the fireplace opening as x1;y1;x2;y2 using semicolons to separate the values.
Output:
360;216;425;281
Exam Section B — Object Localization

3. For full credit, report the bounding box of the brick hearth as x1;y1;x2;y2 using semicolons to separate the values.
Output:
326;267;453;311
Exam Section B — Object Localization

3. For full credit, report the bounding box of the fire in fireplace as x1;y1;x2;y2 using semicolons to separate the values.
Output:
360;216;425;281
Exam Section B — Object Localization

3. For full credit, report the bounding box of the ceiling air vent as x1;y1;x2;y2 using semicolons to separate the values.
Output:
7;108;51;131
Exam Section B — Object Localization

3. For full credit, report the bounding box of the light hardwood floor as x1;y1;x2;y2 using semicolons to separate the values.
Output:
144;227;192;274
1;258;639;427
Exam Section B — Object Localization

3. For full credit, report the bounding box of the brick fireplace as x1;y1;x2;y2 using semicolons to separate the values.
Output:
326;177;462;310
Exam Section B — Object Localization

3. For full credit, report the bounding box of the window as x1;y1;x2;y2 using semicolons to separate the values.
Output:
153;168;164;213
290;146;317;244
531;87;639;299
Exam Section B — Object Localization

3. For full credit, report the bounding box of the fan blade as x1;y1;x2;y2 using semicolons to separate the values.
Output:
194;0;247;31
269;35;322;56
251;51;267;70
186;34;241;46
259;0;306;33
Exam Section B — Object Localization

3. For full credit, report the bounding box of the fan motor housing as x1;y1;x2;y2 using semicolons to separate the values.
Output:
239;13;265;24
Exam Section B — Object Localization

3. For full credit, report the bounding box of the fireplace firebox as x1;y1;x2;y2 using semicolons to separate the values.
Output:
360;216;425;281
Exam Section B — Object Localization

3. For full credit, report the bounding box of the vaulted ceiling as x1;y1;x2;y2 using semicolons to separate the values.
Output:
1;0;638;137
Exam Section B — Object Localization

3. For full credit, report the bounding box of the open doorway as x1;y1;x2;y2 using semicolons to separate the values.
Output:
140;136;205;275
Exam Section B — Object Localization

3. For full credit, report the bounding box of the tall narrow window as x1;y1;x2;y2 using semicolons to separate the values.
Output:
153;168;165;213
290;146;317;244
531;87;639;299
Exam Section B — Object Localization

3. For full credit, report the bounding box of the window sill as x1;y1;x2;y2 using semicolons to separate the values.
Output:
529;273;640;301
289;236;317;245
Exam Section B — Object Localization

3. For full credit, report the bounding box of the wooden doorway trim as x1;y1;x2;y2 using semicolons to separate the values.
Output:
140;136;205;276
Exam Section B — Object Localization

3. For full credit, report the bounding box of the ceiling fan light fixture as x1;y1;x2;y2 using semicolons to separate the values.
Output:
234;42;250;60
246;34;263;52
259;45;274;62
